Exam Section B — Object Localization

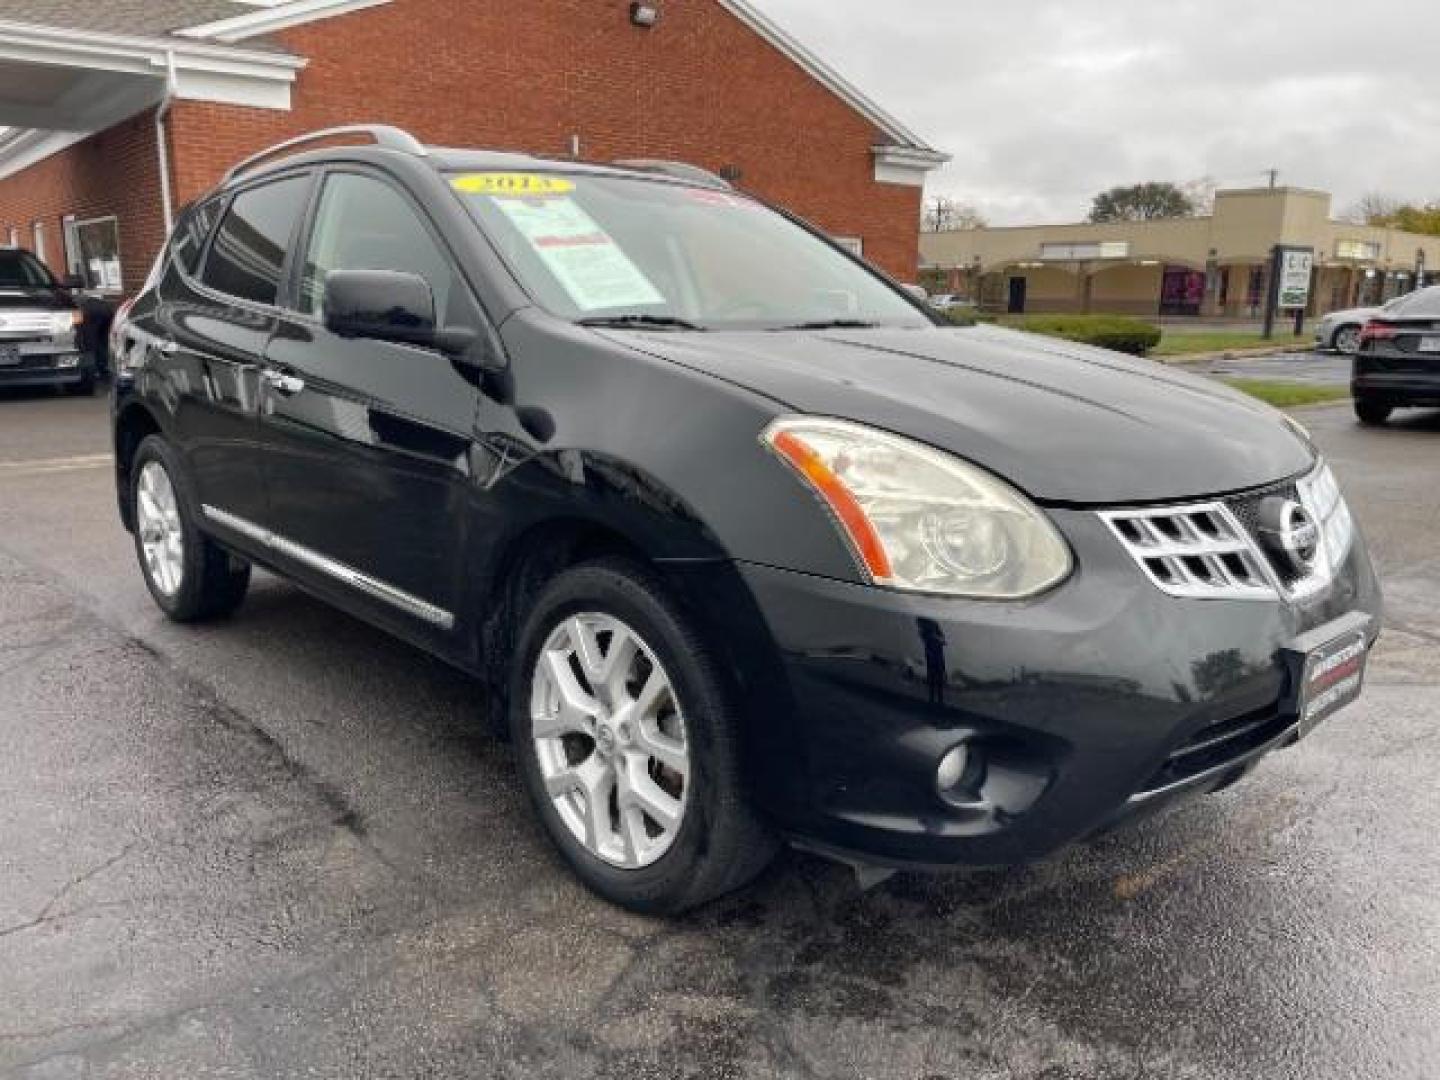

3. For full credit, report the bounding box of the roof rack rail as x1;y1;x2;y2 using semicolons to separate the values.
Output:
223;124;427;184
611;159;732;190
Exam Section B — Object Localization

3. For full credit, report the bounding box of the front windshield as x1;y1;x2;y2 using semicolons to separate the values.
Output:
451;171;930;331
0;249;57;289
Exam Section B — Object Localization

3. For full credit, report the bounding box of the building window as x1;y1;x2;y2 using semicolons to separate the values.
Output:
5;226;15;249
831;236;864;258
1336;239;1381;261
63;216;124;292
1039;240;1130;261
32;221;45;264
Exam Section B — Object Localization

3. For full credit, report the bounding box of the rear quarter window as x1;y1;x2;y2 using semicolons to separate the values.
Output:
172;199;222;278
200;174;310;306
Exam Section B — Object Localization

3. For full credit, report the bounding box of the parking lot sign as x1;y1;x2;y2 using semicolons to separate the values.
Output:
1278;249;1314;309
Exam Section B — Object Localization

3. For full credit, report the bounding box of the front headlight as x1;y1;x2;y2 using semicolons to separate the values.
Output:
50;310;81;337
761;417;1073;599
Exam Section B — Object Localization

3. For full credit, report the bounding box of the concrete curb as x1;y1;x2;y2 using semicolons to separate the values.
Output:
1158;342;1318;366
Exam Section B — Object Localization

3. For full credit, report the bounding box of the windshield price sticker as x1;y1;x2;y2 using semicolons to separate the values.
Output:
492;196;666;312
451;173;575;197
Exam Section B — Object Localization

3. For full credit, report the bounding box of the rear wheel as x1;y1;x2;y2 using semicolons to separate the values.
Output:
1354;399;1393;426
510;558;777;914
1334;325;1362;355
131;435;251;622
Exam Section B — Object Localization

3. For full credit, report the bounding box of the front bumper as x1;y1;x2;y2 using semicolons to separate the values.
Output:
0;343;94;389
715;507;1381;869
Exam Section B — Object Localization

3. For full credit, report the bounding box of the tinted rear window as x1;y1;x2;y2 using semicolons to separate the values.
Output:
201;175;310;305
1390;286;1440;319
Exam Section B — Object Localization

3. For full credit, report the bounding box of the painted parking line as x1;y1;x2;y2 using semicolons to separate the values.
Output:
0;453;112;477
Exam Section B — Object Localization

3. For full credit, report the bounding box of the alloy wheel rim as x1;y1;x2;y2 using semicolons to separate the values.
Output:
1337;327;1361;354
530;612;690;869
136;461;184;597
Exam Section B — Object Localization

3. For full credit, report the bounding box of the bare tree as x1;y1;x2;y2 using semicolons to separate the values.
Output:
1180;175;1219;216
1340;192;1403;225
922;197;988;232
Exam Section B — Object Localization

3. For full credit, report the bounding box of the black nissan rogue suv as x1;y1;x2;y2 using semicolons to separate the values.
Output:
111;126;1381;913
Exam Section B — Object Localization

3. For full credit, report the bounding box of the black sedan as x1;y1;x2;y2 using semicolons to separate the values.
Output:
1353;286;1440;424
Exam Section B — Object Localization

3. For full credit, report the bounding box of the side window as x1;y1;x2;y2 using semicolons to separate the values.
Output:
172;199;221;278
201;174;310;306
299;172;458;322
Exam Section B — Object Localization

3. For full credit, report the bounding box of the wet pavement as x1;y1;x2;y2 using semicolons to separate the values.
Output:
1;390;1437;1079
1192;349;1350;385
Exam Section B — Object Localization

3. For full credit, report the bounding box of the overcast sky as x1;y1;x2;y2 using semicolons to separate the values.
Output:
754;0;1439;225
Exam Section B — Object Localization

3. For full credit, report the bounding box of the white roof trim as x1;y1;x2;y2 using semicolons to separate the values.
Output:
177;0;393;43
715;0;947;157
0;20;307;77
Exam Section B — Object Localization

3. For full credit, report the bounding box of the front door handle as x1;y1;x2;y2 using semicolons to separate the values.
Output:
262;369;305;396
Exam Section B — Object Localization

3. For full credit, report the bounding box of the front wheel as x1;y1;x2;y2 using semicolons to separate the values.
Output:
1354;399;1393;426
509;558;777;914
130;435;251;622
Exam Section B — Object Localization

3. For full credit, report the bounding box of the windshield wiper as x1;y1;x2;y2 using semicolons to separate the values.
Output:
577;314;706;331
771;319;881;331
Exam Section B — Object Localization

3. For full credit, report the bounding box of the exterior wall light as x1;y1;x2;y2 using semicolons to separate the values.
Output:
630;3;660;27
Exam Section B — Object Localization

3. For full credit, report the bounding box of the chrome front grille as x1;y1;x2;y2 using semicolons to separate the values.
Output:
0;310;58;337
1101;502;1274;600
1101;461;1356;603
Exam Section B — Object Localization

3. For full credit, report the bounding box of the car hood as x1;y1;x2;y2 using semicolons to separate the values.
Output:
606;324;1316;505
0;286;73;311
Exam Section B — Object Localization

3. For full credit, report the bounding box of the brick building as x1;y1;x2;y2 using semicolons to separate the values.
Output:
0;0;945;300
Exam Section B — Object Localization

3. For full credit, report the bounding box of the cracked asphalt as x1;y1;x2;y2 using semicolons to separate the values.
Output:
1;390;1437;1079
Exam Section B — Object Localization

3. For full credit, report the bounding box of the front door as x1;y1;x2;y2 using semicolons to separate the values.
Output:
258;168;485;634
1007;276;1027;313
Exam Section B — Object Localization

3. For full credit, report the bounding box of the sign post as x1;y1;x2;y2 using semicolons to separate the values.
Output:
1263;245;1315;339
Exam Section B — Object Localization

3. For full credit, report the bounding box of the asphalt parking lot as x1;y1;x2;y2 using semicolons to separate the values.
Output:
1;389;1437;1079
1193;348;1349;384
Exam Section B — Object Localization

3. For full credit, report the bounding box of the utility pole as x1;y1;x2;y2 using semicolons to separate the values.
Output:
1266;169;1279;190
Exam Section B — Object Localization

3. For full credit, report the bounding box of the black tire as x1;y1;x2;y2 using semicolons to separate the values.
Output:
130;435;251;622
509;557;777;914
1355;399;1393;426
1334;325;1362;356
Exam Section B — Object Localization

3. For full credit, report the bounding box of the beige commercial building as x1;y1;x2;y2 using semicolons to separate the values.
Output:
920;186;1440;320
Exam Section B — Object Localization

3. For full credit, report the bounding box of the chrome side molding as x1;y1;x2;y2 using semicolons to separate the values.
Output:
201;504;455;630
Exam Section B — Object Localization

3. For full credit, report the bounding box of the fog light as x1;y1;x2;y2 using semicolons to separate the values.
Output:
936;745;970;793
56;355;79;369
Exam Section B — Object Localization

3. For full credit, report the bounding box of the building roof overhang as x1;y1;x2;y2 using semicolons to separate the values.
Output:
0;19;305;179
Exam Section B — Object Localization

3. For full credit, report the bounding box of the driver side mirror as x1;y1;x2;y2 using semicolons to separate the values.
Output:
61;273;86;290
323;268;478;357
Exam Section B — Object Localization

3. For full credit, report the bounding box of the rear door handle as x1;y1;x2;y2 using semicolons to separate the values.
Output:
262;369;305;396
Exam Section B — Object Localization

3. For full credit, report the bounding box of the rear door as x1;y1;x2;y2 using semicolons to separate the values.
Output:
256;166;486;634
160;173;313;531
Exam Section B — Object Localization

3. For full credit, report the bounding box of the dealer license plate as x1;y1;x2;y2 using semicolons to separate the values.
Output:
1419;336;1440;353
0;343;20;366
1296;627;1368;738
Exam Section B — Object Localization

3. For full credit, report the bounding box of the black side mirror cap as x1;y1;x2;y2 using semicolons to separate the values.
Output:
324;268;439;347
61;274;85;290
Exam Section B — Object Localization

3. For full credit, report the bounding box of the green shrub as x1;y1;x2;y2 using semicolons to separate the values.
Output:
1002;314;1162;356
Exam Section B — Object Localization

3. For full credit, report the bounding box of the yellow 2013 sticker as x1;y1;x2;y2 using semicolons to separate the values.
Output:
451;173;575;197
